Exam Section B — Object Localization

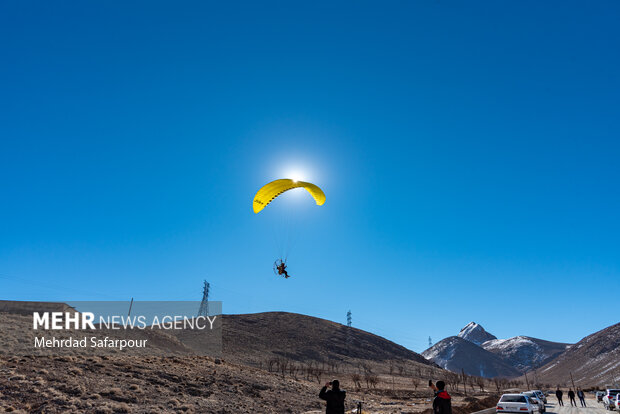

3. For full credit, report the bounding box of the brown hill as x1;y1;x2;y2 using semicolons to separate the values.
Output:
0;300;436;374
222;312;434;374
0;299;77;315
532;322;620;387
1;303;492;413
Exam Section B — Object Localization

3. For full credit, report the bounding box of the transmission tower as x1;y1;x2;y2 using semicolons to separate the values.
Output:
428;336;433;348
345;310;352;355
197;280;210;317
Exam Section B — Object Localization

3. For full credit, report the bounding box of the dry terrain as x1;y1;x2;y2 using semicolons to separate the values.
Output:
531;322;620;388
0;353;501;413
0;307;504;413
221;312;434;376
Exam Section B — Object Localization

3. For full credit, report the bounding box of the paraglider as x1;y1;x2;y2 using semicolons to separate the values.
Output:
253;178;326;214
273;259;289;278
253;178;325;279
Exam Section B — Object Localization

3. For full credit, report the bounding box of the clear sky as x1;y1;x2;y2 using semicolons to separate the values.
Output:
1;1;618;352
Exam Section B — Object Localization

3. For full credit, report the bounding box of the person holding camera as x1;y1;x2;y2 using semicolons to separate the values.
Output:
429;380;452;414
319;379;346;414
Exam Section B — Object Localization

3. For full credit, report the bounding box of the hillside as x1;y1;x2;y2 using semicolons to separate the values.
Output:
0;301;435;374
222;312;434;373
0;353;326;413
422;336;521;378
482;336;569;372
533;322;620;387
1;303;495;413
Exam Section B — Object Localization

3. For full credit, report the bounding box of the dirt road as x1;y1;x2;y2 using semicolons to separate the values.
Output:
546;396;605;414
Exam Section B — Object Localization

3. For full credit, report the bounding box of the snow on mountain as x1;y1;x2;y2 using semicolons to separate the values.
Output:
424;322;571;377
483;336;536;351
481;336;569;372
422;336;520;378
457;322;497;345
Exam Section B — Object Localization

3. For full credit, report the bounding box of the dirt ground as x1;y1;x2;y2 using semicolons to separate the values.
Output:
0;354;501;413
0;310;503;413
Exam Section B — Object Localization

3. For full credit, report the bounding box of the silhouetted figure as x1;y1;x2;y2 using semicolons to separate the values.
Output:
430;380;452;414
275;260;290;278
568;389;576;407
577;389;586;407
319;379;346;414
556;388;564;406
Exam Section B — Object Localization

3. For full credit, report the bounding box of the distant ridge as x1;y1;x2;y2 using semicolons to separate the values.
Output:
422;336;520;378
482;336;569;372
424;322;571;378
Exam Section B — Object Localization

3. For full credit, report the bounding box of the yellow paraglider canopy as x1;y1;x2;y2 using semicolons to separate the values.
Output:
253;179;326;213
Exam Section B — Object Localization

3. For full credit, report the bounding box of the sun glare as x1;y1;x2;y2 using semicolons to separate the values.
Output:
274;157;324;185
286;170;306;183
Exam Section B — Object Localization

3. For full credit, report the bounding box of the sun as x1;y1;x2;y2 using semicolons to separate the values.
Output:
287;171;306;183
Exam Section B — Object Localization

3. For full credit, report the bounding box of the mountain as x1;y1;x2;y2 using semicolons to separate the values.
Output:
422;336;521;378
532;322;620;387
222;312;434;373
458;322;497;345
482;336;570;372
424;323;571;377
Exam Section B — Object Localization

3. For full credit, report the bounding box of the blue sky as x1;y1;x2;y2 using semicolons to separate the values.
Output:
1;1;619;352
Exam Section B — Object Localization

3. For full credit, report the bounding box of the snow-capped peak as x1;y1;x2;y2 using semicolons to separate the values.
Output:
457;322;497;345
459;322;480;335
482;336;536;351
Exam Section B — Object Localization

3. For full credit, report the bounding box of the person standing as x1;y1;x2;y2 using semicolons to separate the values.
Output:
577;388;587;407
429;380;452;414
556;388;564;406
319;379;346;414
568;389;577;407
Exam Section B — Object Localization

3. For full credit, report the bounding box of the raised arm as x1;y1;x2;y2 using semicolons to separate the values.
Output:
319;386;328;400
